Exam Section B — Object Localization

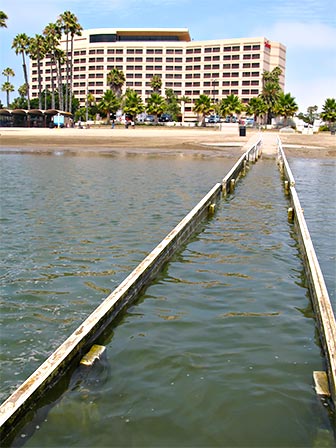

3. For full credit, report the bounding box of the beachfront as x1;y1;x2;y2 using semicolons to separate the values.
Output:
0;126;335;158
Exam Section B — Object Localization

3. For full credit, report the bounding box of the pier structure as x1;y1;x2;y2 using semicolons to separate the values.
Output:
1;133;335;443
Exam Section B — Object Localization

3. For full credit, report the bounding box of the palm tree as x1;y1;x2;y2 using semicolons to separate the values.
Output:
219;94;244;122
164;88;180;121
122;89;145;120
0;10;8;28
43;22;62;109
98;89;121;124
29;35;46;109
12;33;31;109
150;75;162;94
107;68;125;98
261;67;282;124
244;96;267;125
320;98;336;130
2;67;15;107
57;11;82;112
1;82;14;107
274;92;298;126
193;94;212;126
146;92;166;123
179;95;190;123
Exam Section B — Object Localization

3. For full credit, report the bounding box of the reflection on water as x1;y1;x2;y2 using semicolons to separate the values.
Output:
1;153;335;446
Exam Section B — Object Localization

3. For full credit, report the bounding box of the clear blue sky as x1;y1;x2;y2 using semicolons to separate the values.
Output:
1;0;335;112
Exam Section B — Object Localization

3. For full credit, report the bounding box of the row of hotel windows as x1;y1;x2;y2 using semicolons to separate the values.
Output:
33;54;260;68
70;44;262;56
32;62;260;76
62;89;259;96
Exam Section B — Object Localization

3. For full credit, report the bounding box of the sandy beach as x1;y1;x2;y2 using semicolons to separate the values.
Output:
0;126;335;158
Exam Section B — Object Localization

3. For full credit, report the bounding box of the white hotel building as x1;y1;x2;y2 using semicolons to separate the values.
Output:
30;28;286;120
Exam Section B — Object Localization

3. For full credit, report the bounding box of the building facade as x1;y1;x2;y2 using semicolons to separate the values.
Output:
30;28;286;120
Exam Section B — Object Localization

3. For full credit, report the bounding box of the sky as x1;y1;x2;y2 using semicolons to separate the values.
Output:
1;0;335;112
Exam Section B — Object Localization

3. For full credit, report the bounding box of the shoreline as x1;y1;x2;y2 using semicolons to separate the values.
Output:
0;127;335;158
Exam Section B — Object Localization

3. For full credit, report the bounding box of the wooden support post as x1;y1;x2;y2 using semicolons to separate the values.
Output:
208;203;216;215
230;179;235;193
80;345;106;367
284;180;290;194
313;371;331;397
287;207;294;222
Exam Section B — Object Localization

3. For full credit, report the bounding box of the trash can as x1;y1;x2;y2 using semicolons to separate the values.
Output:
239;125;246;137
331;128;335;135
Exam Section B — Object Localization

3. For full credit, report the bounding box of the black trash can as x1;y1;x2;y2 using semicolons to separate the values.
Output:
239;125;246;137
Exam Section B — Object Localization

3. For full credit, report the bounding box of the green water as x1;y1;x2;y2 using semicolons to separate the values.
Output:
0;153;335;447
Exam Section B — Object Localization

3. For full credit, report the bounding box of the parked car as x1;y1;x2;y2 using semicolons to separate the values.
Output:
158;113;172;122
144;114;155;122
207;115;221;123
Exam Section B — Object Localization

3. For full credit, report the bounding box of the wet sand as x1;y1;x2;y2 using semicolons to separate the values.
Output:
0;126;335;158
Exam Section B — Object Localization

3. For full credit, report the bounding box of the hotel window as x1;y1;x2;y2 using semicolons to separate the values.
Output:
96;89;103;94
127;57;135;62
155;57;162;62
89;49;95;54
185;90;192;95
223;63;230;69
186;49;193;54
174;82;182;87
127;49;135;54
231;72;239;77
204;48;212;53
252;54;260;59
126;81;134;86
252;44;260;50
167;49;174;54
135;57;142;62
74;51;80;56
222;89;230;94
135;66;142;70
97;49;104;54
146;57;154;62
107;57;115;62
155;49;162;54
242;80;250;85
242;89;250;94
186;57;193;62
194;56;201;61
232;45;240;51
204;64;211;69
116;57;123;62
135;73;142;78
147;49;154;54
127;65;134;70
80;50;86;55
146;65;154;70
243;54;251;59
116;49;123;54
192;73;200;78
232;55;239;60
126;73;134;78
166;82;173;87
107;49;115;54
252;63;260;68
243;63;251;68
166;73;174;78
232;63;239;68
88;81;95;86
193;90;200;95
96;81;103;86
88;73;95;78
223;81;230;86
212;64;220;69
155;66;162;70
96;74;103;78
252;71;259;76
231;81;239;86
251;89;259;94
243;72;250;77
231;89;238;94
175;57;182;62
185;73;192;78
135;49;143;54
251;80;259;85
223;55;231;60
194;48;201;53
224;46;231;52
96;57;104;62
194;65;201;70
243;45;251;50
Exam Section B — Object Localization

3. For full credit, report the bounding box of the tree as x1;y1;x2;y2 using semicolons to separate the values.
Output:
150;75;162;94
1;82;14;107
12;33;31;109
274;92;298;126
244;96;267;125
57;11;82;112
2;67;15;107
193;94;212;126
122;89;145;119
261;66;282;124
219;94;244;121
29;35;46;109
146;92;166;123
0;10;8;28
320;98;336;130
107;68;125;98
98;89;121;124
164;89;180;121
43;22;62;109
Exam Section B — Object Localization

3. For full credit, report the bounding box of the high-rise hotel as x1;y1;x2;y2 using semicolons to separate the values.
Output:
30;28;286;120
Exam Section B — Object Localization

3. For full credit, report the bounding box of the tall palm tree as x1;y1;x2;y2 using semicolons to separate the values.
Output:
193;94;212;126
0;10;8;28
12;33;31;109
57;11;82;112
274;92;298;126
261;67;282;124
98;89;121;124
122;89;145;119
150;75;162;94
29;34;46;109
43;22;62;109
2;67;15;107
146;92;166;123
1;82;14;107
107;68;125;98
